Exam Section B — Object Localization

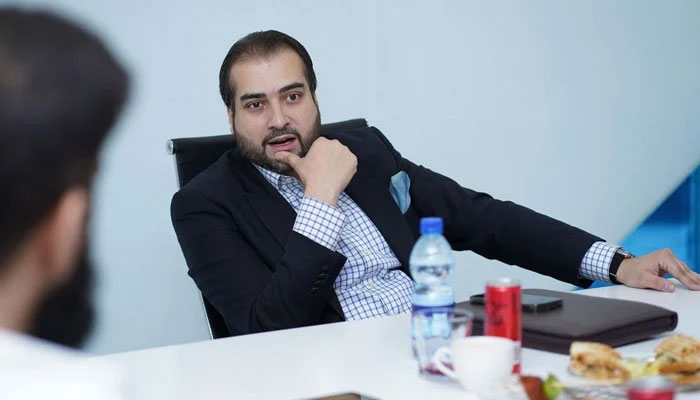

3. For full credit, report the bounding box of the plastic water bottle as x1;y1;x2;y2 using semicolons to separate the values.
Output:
410;217;455;311
410;217;455;357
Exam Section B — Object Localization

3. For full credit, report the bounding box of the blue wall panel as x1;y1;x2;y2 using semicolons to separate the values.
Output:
589;164;699;288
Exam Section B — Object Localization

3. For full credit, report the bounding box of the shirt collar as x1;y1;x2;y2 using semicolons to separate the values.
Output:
253;163;301;192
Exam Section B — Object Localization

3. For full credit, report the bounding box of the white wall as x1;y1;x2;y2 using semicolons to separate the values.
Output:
9;0;700;354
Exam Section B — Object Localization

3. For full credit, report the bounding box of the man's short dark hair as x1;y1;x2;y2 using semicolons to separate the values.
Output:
0;8;129;268
219;30;317;109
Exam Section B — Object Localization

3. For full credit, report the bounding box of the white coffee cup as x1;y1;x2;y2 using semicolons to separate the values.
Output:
432;336;516;391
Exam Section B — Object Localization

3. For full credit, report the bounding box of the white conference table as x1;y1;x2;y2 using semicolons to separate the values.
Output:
95;282;699;400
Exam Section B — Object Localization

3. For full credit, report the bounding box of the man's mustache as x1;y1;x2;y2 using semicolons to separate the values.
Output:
262;128;302;148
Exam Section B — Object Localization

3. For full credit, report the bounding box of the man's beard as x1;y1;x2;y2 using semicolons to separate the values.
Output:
234;112;321;174
28;243;94;348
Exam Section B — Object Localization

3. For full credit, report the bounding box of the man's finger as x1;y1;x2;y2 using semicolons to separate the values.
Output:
679;261;700;290
660;252;700;291
274;151;301;168
660;252;683;276
643;274;675;292
676;259;699;282
685;263;700;283
680;261;700;282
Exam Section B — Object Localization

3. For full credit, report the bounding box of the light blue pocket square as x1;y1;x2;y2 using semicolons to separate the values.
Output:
389;171;411;214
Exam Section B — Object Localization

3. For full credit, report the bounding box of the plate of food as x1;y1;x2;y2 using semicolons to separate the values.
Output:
539;334;700;399
568;334;700;387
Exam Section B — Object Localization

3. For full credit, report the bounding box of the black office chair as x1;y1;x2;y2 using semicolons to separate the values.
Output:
168;118;368;339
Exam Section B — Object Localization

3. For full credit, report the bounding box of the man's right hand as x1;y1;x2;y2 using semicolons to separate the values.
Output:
275;137;357;207
617;248;700;292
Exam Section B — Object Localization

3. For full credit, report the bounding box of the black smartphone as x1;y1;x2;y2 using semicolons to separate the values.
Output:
469;293;563;313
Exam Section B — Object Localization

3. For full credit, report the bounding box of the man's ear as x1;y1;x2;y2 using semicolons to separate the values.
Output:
227;107;235;135
36;187;89;285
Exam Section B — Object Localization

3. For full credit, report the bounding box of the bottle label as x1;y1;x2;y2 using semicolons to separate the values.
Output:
411;303;455;312
411;292;455;308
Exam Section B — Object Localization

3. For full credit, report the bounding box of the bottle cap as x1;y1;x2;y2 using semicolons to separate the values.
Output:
420;217;443;234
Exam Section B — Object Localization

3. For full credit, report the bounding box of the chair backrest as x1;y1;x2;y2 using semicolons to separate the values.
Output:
168;118;368;339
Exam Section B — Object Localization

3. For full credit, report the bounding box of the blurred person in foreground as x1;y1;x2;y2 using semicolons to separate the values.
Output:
0;7;129;399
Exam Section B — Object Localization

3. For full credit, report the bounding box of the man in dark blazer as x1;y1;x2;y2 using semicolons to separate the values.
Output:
171;31;700;336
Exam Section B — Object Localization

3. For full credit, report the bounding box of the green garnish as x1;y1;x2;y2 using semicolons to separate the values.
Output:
543;374;565;400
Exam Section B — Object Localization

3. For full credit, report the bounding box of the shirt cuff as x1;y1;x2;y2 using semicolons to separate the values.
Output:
292;196;346;251
578;241;620;283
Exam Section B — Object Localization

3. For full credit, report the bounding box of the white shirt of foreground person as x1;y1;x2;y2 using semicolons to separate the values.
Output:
0;329;128;400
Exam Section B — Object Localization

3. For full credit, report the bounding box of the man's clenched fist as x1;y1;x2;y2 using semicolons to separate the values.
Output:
274;137;357;206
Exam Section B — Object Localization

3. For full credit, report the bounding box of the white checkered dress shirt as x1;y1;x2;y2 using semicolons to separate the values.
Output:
580;241;620;283
255;165;414;320
255;164;619;320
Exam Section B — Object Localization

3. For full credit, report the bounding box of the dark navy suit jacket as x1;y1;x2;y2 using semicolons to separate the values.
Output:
171;126;601;336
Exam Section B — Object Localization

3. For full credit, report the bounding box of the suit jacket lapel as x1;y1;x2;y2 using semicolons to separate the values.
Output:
345;165;416;270
231;152;345;318
231;152;295;252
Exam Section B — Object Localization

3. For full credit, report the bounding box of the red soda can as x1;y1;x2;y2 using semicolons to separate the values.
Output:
627;376;675;400
485;278;522;374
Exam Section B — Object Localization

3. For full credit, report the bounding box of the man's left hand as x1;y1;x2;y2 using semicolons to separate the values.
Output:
617;248;700;292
